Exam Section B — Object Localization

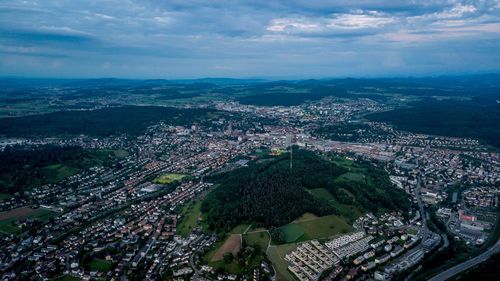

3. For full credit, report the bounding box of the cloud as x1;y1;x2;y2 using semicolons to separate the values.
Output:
0;0;499;78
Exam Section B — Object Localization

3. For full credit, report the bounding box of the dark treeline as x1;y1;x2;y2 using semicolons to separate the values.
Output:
367;98;500;148
0;106;226;137
332;164;411;214
0;145;111;193
201;150;344;231
202;149;410;232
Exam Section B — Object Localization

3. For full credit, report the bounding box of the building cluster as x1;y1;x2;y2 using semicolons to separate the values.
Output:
1;95;498;281
285;211;441;281
285;241;339;281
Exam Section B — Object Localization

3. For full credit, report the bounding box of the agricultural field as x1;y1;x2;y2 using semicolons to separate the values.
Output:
177;200;203;237
0;207;57;234
153;173;186;184
211;234;242;262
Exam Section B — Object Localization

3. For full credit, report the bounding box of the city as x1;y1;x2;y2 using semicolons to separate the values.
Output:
0;92;498;280
1;0;499;280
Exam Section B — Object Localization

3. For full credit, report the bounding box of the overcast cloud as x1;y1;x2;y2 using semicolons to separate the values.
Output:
0;0;499;78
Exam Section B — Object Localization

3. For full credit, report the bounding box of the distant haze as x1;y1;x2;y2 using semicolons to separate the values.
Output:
0;1;499;78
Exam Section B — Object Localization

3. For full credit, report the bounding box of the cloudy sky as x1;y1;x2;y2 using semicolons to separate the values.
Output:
1;0;499;78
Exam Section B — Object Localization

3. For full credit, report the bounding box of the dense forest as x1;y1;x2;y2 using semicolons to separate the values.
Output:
367;97;500;148
201;149;410;232
0;106;227;137
0;145;113;193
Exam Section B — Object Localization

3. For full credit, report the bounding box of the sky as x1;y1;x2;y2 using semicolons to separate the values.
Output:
0;0;499;79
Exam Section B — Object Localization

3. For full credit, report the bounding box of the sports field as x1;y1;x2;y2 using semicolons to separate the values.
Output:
153;173;186;184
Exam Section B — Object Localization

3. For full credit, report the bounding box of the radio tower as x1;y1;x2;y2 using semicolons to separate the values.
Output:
286;133;294;171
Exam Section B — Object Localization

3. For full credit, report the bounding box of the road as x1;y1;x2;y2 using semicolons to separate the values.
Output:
428;240;500;281
415;175;430;240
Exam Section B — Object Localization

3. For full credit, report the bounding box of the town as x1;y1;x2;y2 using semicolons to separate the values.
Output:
0;95;499;281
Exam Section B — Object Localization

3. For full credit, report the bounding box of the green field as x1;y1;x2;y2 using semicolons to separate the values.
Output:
231;224;252;234
244;231;270;250
41;164;79;182
89;258;113;272
309;188;335;200
276;213;354;243
295;214;354;239
177;200;203;237
203;225;264;275
279;224;305;243
267;243;300;281
309;188;363;219
112;149;129;158
0;207;58;234
153;173;186;184
0;193;10;201
338;172;365;182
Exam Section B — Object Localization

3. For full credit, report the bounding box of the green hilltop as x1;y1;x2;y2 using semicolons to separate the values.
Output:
202;149;411;233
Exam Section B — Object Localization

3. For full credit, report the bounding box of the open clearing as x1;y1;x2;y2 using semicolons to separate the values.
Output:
41;164;79;182
309;188;363;219
153;173;186;184
89;258;113;272
295;214;354;239
0;207;57;234
244;231;270;250
177;200;203;237
338;172;365;182
279;223;305;243
230;223;251;234
279;213;354;243
211;234;242;262
112;149;129;158
0;193;10;201
308;188;335;201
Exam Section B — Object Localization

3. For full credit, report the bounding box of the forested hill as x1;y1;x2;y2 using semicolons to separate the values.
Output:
202;149;411;232
0;106;227;137
367;98;500;148
0;145;114;193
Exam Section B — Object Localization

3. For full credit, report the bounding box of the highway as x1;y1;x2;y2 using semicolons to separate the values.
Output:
428;240;500;281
